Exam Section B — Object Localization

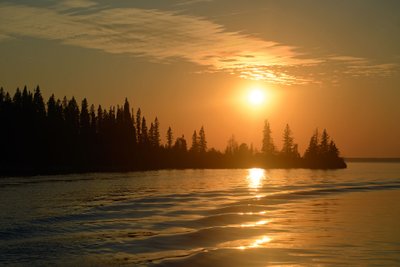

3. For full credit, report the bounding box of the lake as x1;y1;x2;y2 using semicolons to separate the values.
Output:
1;163;400;266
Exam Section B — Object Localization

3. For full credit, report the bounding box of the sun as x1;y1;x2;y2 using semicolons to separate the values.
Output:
247;88;266;106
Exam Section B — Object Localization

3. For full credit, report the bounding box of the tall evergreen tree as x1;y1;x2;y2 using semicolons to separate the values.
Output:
328;140;339;158
149;122;155;147
89;104;96;135
141;117;148;146
166;126;173;149
262;120;275;155
319;129;330;155
190;130;198;152
33;86;45;118
136;108;142;144
153;117;160;148
174;135;187;152
304;129;319;160
281;124;294;156
97;105;103;134
80;98;90;135
198;126;207;153
225;135;238;155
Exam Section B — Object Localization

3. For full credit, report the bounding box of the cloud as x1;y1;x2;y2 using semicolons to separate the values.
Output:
57;0;97;9
0;2;397;85
0;33;12;41
174;0;214;6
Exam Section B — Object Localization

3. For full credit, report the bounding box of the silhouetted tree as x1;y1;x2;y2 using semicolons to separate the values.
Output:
33;86;45;119
153;117;160;148
174;135;187;152
166;126;173;149
89;104;96;135
80;98;90;135
0;86;346;175
281;124;294;155
328;140;339;159
225;135;239;155
190;130;199;152
319;129;330;155
304;129;319;161
136;108;142;144
262;120;275;156
141;117;148;147
198;126;207;153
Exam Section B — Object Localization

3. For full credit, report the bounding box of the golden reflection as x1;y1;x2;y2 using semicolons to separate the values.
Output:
247;168;265;189
238;236;272;250
238;211;267;216
251;236;272;247
240;219;269;227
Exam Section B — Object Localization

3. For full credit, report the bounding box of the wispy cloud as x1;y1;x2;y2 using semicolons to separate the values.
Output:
57;0;97;9
0;2;396;85
174;0;214;6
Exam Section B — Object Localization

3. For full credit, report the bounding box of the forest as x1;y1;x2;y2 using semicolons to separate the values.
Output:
0;86;346;176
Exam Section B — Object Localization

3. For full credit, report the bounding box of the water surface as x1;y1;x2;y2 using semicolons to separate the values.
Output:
1;163;400;266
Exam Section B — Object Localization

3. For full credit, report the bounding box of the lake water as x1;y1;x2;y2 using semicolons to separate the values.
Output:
1;163;400;266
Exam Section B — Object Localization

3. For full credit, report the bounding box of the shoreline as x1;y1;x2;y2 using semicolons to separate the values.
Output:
0;164;347;178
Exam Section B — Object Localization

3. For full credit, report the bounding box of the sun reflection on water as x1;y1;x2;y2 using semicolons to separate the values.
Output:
240;219;269;228
247;168;266;189
238;236;272;250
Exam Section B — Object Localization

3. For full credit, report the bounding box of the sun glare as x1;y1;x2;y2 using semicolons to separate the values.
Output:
247;168;265;189
247;88;266;106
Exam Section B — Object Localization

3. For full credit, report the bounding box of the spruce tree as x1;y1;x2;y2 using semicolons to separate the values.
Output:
304;129;319;160
199;126;207;153
262;119;275;156
166;126;173;149
153;117;160;148
281;124;294;156
190;130;199;152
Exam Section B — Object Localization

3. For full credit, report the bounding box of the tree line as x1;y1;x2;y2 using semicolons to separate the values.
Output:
0;86;346;175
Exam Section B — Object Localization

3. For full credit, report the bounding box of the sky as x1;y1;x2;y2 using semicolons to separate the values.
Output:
1;0;400;157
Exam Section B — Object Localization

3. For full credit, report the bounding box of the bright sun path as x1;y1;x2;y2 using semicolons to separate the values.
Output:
247;168;265;189
247;88;266;106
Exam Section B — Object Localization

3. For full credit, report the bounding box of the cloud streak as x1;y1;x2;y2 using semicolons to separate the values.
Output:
0;2;396;85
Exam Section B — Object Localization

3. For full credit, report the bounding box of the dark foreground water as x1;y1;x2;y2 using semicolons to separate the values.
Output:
1;163;400;266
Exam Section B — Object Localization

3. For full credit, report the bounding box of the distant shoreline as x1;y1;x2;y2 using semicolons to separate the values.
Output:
345;158;400;163
1;163;347;178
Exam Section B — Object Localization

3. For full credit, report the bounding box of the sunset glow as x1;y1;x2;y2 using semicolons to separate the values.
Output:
1;1;400;266
247;168;265;189
247;88;266;106
1;0;399;156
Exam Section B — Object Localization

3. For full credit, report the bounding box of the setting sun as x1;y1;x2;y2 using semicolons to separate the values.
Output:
247;88;266;106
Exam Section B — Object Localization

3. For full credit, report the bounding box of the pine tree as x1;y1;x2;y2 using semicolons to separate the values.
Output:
97;105;103;134
281;124;294;156
225;135;238;155
136;108;142;144
166;126;173;149
80;98;90;135
141;117;148;146
304;129;319;160
33;86;45;118
153;117;160;148
328;140;339;158
149;122;155;147
190;130;199;152
319;129;330;156
262;120;275;156
198;126;207;153
174;135;187;152
89;104;96;135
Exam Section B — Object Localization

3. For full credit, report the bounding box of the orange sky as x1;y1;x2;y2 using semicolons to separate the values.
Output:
1;0;399;157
